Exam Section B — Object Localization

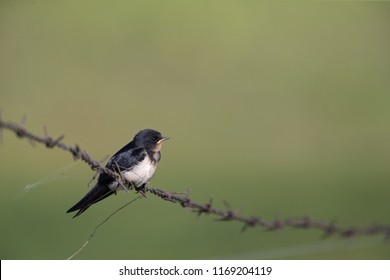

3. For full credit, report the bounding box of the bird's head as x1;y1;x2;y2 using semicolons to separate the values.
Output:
134;129;169;152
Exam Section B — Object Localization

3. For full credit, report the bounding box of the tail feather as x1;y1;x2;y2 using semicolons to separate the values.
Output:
67;183;115;218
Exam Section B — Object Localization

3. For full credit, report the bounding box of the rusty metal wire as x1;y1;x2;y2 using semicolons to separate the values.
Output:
1;116;389;239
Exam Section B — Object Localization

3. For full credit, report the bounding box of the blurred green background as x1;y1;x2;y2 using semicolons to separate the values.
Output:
1;1;390;260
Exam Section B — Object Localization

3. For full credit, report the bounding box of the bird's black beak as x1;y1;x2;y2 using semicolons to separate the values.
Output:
157;136;169;144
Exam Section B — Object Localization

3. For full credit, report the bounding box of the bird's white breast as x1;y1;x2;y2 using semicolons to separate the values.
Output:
122;156;157;188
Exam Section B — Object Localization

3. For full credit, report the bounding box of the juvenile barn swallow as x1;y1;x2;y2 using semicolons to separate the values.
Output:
67;129;169;218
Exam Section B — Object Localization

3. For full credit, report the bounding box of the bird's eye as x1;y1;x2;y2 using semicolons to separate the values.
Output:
152;136;158;142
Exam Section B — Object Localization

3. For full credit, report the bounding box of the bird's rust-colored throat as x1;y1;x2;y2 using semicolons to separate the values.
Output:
154;136;169;152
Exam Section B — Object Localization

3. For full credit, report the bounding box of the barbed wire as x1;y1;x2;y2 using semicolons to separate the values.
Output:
1;116;390;240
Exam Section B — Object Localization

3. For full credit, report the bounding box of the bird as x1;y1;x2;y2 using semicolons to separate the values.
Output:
66;129;169;218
